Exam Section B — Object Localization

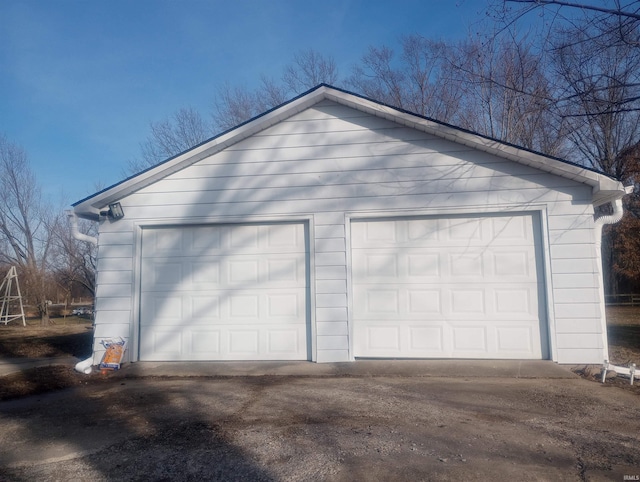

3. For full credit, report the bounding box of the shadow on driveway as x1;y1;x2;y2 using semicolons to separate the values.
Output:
0;365;639;481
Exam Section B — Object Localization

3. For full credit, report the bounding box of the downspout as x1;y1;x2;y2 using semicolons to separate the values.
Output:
66;210;98;247
66;211;97;374
593;188;632;362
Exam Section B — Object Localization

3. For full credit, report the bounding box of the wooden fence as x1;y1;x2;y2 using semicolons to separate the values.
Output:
605;294;640;306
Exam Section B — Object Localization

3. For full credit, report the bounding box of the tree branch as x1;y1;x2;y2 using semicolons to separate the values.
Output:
506;0;640;21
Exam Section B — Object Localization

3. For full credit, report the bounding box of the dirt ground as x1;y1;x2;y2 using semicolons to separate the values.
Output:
0;375;639;481
0;318;94;400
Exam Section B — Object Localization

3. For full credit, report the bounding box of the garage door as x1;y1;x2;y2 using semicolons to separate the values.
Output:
351;213;547;359
140;223;309;361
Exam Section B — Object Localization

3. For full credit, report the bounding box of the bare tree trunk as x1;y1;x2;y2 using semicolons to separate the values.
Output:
39;301;50;326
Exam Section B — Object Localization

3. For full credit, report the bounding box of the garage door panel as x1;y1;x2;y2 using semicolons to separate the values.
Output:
352;213;547;359
356;320;541;359
451;326;487;352
145;224;306;256
356;322;448;357
352;249;441;281
140;327;184;359
142;253;306;292
490;215;530;240
449;289;485;314
366;325;401;352
140;323;306;361
409;326;444;351
496;326;534;353
191;295;221;321
408;290;441;314
494;288;533;315
143;254;305;291
352;215;535;248
141;295;184;324
190;330;222;356
355;284;539;320
352;248;536;283
140;223;309;361
141;289;305;325
493;251;533;277
446;217;484;241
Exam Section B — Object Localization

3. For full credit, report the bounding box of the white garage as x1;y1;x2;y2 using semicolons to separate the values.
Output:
73;85;626;366
351;213;547;359
139;222;309;361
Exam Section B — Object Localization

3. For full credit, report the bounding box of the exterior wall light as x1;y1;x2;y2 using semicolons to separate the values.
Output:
100;202;125;219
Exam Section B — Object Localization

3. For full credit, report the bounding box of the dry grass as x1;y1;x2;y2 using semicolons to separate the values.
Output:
605;305;640;366
0;318;95;400
0;317;93;359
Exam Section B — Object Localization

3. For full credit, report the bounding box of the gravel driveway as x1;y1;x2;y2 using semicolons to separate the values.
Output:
1;370;639;481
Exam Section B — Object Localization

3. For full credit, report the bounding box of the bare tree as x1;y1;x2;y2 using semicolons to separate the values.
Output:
449;37;568;156
254;75;290;113
551;17;640;175
212;83;257;132
348;45;411;112
602;143;640;294
347;35;566;156
495;0;640;40
128;107;212;173
0;134;59;324
401;36;463;122
215;49;340;131
495;1;640;113
52;217;97;300
283;49;339;93
132;50;342;176
348;36;465;122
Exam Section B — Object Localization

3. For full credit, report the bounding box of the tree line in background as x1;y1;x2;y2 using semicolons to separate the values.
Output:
1;0;639;324
0;134;96;324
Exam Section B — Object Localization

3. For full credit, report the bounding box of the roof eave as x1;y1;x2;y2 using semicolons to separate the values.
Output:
73;85;333;218
73;85;626;218
322;88;626;202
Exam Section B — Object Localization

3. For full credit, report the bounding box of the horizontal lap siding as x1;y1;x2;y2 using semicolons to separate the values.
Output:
546;210;603;363
93;220;135;363
314;213;349;361
96;100;602;363
118;193;586;220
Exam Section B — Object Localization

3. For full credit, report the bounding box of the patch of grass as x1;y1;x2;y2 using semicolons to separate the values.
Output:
0;318;93;358
606;306;640;366
606;305;640;326
22;315;93;327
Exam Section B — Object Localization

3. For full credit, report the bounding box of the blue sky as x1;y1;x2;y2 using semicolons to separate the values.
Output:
1;0;491;204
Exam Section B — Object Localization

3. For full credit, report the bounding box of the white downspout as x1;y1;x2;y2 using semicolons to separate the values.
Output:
594;191;630;362
66;211;97;374
66;210;98;246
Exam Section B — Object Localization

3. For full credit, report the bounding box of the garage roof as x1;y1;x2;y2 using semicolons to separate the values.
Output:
73;84;626;219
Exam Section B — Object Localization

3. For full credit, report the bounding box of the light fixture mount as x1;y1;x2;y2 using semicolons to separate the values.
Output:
100;202;125;219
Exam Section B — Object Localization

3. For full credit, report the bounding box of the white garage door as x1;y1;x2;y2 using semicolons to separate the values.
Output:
140;223;309;361
351;213;547;359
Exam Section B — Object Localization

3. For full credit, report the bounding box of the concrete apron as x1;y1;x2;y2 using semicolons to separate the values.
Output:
108;359;578;379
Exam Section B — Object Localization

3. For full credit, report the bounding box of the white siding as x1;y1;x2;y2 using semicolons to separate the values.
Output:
94;100;604;364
